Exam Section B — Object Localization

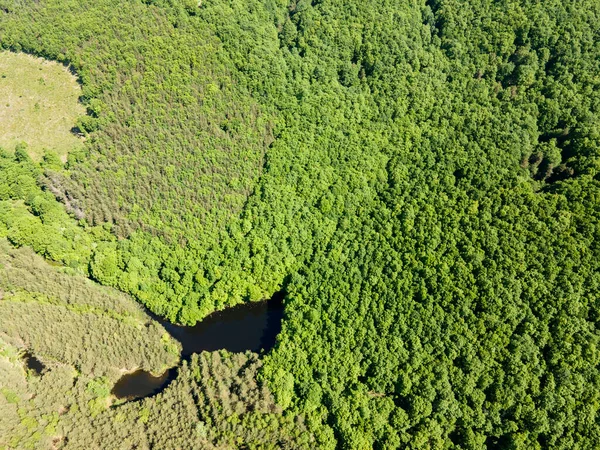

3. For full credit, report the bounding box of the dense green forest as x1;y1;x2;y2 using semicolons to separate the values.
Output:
0;242;310;448
1;0;600;448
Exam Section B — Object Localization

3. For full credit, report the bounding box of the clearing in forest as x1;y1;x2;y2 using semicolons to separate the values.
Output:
0;51;85;161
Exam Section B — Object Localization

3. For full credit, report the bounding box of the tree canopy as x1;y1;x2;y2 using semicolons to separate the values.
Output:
1;0;600;447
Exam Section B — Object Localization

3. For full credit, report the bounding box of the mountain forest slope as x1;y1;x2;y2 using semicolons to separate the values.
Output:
1;0;600;448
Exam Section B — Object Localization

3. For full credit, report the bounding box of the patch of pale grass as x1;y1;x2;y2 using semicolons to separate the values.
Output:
0;51;85;161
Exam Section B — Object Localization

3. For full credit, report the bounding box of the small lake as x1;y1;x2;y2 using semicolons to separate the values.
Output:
112;368;175;399
157;291;285;357
23;351;45;375
111;292;285;400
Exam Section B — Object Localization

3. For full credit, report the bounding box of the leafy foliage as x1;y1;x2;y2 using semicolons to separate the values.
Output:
1;0;600;448
0;244;308;448
78;352;320;449
0;239;179;375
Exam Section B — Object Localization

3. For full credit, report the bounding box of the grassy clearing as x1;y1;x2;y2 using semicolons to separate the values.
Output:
0;51;84;161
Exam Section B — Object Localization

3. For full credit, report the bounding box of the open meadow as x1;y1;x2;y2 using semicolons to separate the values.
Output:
0;51;84;161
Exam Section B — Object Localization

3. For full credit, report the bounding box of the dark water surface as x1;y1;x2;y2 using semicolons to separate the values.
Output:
23;351;45;375
157;291;285;357
111;292;285;400
112;368;175;399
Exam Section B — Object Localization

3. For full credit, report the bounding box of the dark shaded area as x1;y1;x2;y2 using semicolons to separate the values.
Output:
112;292;285;400
22;351;45;375
111;368;176;400
544;164;574;183
485;434;512;449
157;291;285;357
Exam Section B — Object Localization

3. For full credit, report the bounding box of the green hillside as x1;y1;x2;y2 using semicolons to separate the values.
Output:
1;0;600;448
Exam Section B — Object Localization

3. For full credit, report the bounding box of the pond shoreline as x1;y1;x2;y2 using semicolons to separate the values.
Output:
111;292;285;401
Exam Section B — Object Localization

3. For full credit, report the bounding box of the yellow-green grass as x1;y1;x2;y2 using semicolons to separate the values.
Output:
0;51;85;161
